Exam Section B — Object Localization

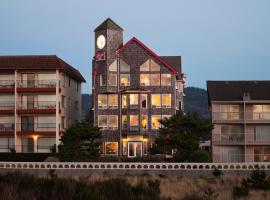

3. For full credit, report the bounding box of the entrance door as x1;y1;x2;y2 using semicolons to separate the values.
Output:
22;138;34;153
128;142;142;157
21;116;34;132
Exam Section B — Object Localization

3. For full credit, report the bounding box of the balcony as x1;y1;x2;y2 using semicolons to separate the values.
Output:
245;112;270;123
212;133;244;145
0;123;15;135
16;123;56;136
17;80;56;93
17;101;56;114
0;102;15;114
246;133;270;145
0;80;15;93
212;112;243;123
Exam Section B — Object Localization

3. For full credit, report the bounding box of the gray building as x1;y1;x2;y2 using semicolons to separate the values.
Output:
92;18;185;157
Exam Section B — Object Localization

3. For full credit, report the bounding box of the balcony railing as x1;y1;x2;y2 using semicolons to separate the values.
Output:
0;102;15;110
213;133;244;143
17;80;56;88
0;80;15;88
0;123;15;132
17;123;56;132
212;112;243;121
246;112;270;120
17;101;56;110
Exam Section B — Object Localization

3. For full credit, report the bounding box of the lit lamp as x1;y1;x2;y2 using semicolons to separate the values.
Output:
33;135;38;140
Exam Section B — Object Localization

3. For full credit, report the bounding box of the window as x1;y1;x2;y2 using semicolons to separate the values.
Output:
109;60;117;72
68;78;71;87
130;115;139;129
140;94;147;109
122;115;127;129
108;115;118;129
37;137;55;153
108;95;118;109
254;126;270;141
254;147;270;162
0;137;14;152
161;74;171;86
105;142;118;155
162;94;171;108
220;105;240;120
221;125;244;142
68;97;71;107
151;94;161;108
100;75;106;86
76;82;79;91
108;73;117;86
37;116;56;128
130;94;138;107
61;116;65;129
75;100;79;111
253;105;270;120
122;95;127;108
140;74;150;86
140;59;160;71
98;95;107;109
61;74;66;87
98;115;107;128
120;74;130;86
61;95;65;108
120;59;130;72
151;115;161;129
151;74;160;86
141;115;148;130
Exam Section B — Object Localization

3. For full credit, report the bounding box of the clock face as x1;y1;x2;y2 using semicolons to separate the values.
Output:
97;35;106;49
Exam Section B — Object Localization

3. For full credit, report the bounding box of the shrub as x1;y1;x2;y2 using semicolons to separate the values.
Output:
247;168;270;190
232;183;249;199
212;168;223;177
202;187;218;200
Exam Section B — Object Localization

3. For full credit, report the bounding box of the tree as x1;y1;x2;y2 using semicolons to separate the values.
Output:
154;111;213;162
58;122;102;161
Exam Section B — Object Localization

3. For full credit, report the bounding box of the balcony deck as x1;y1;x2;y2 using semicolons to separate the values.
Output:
17;101;56;114
16;123;56;136
17;80;56;93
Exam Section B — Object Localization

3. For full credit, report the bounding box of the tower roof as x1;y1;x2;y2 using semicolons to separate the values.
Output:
94;18;123;32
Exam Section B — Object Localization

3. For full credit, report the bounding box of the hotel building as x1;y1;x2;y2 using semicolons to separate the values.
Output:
92;18;185;157
0;55;85;153
208;81;270;163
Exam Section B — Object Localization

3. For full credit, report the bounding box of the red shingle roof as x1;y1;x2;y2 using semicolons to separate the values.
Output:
0;55;85;82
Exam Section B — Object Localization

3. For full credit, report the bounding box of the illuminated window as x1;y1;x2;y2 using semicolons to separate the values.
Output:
161;74;171;86
151;74;160;86
151;94;161;108
105;142;118;155
253;105;270;120
98;95;107;109
108;73;117;86
108;115;118;129
140;60;150;71
122;95;127;108
130;94;138;105
151;115;161;129
162;94;171;108
109;60;117;72
140;94;147;109
140;59;160;71
151;59;160;71
140;74;150;86
120;74;130;86
98;115;107;128
141;115;148;130
120;59;130;72
122;115;127;129
220;105;240;120
130;115;139;127
108;95;118;109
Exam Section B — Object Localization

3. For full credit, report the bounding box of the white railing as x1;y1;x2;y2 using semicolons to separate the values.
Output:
0;162;270;170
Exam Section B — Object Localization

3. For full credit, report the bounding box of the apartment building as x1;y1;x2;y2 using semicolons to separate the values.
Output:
208;81;270;163
92;18;185;157
0;55;85;153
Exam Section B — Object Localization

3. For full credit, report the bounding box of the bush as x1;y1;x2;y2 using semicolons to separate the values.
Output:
247;169;270;190
173;150;211;162
232;183;249;199
212;168;223;177
0;153;54;162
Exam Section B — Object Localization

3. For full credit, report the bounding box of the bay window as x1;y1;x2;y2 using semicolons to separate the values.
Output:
151;74;160;86
162;94;171;108
161;74;171;86
130;94;138;108
130;115;139;130
140;74;150;86
151;94;161;108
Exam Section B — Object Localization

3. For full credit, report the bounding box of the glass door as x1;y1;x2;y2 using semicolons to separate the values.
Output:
22;138;34;153
128;142;142;157
21;116;34;132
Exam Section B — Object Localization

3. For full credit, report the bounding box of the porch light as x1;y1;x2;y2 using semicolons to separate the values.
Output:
33;135;38;140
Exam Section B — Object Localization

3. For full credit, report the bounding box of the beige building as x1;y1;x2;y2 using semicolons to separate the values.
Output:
0;55;85;153
208;81;270;163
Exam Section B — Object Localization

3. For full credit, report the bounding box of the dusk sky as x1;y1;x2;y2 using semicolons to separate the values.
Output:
0;0;269;93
